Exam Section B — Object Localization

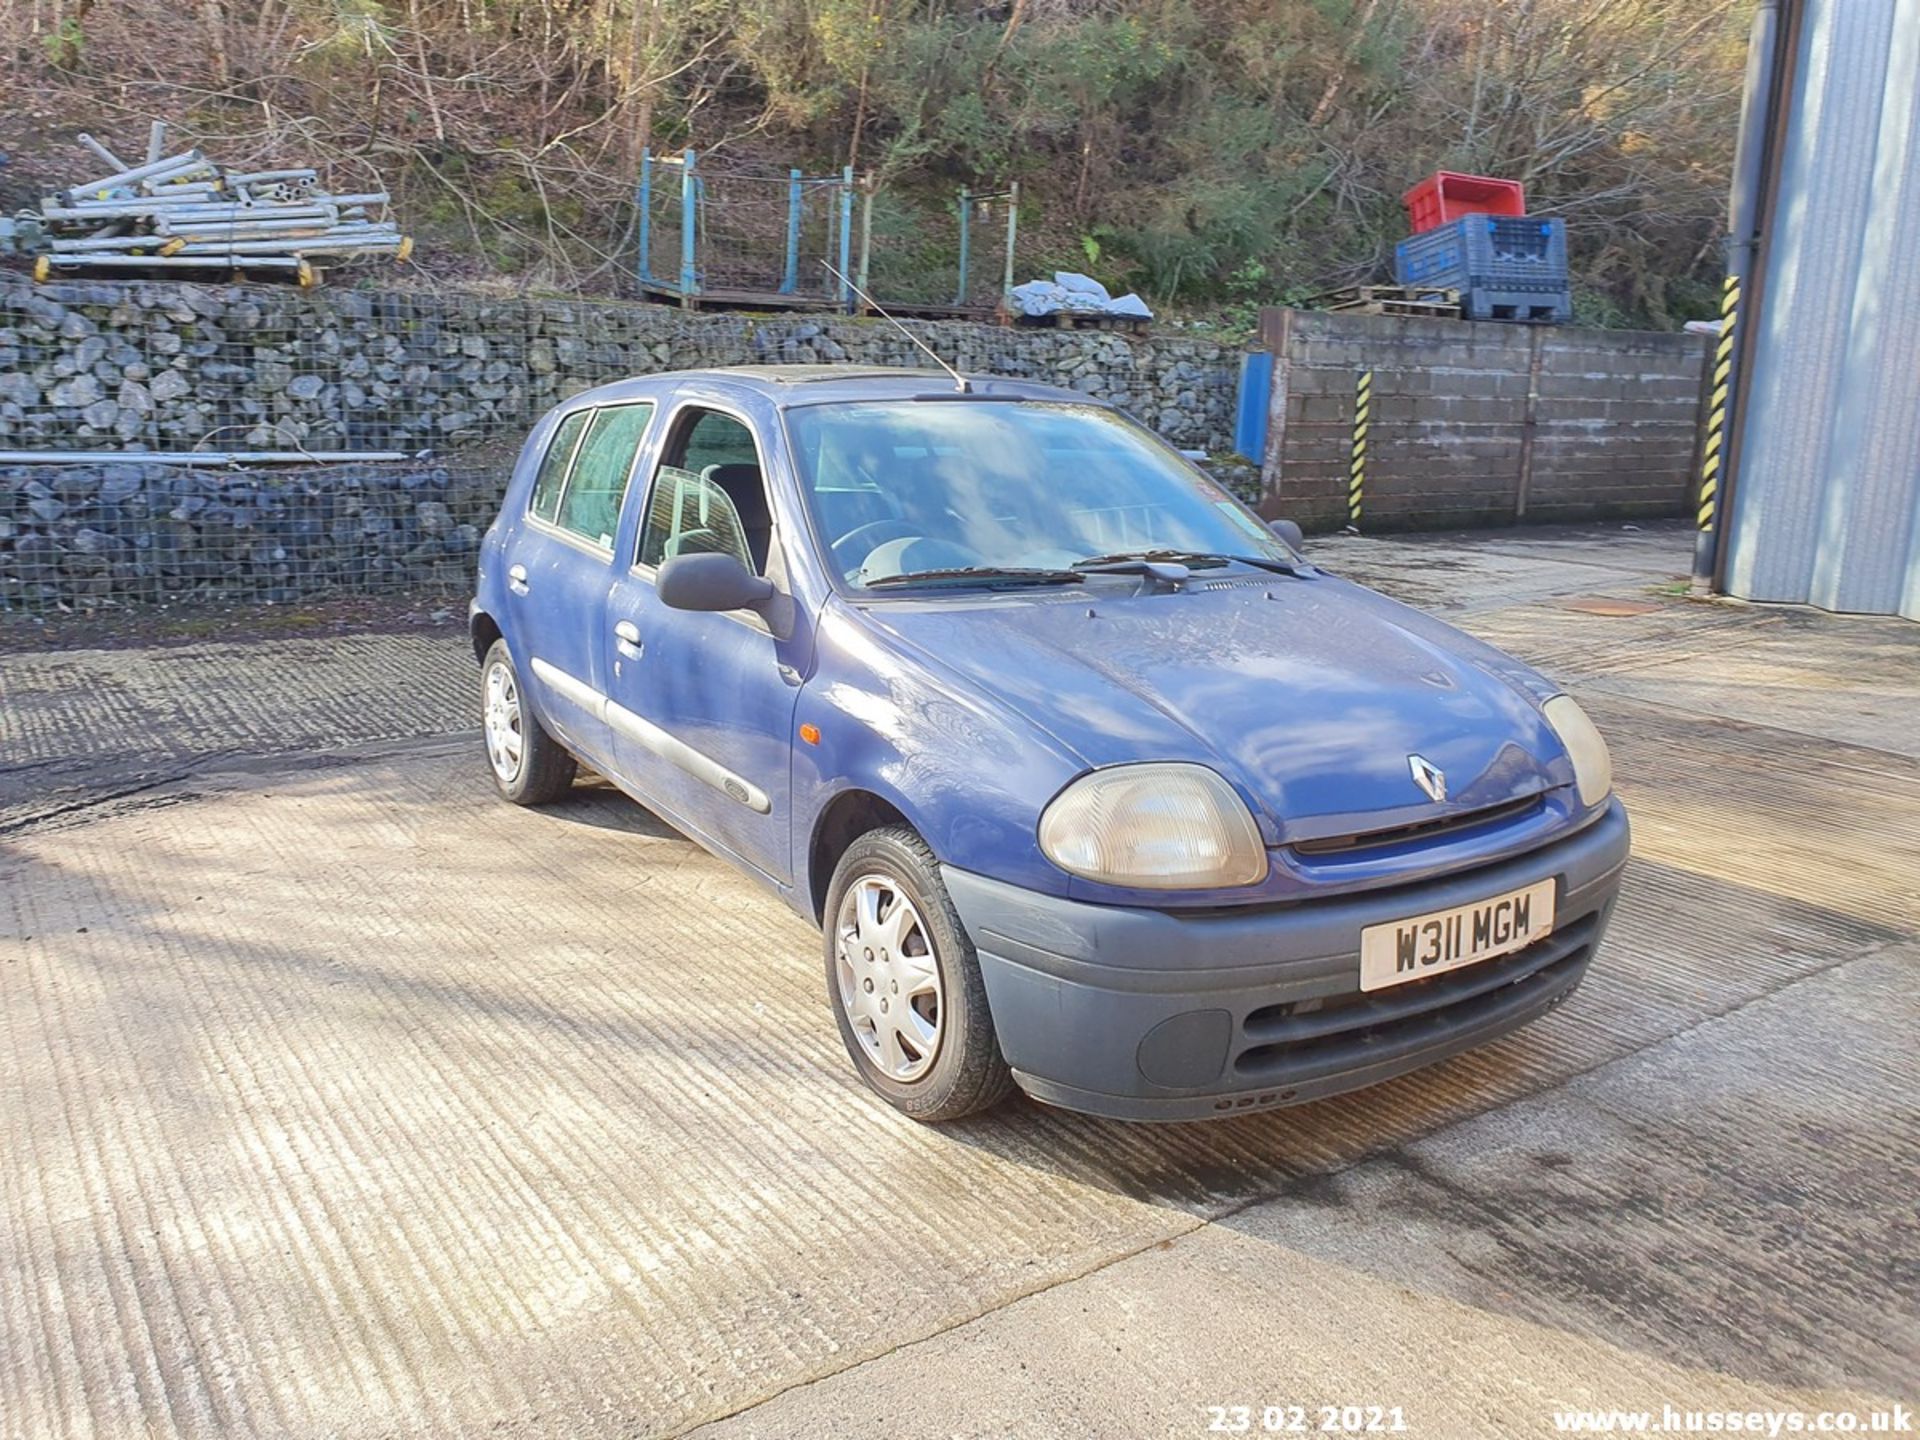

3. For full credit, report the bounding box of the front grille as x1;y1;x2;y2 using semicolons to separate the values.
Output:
1232;910;1600;1082
1290;795;1543;858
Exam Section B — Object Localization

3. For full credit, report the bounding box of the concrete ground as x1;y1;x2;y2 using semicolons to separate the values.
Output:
2;521;1915;1440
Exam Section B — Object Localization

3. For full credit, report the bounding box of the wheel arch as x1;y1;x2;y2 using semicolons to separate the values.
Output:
807;788;915;925
470;608;504;664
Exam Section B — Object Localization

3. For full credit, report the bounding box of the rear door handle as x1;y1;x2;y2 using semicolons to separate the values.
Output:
507;564;529;595
613;619;642;653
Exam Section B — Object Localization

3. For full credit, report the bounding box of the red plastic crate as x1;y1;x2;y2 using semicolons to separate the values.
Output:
1403;171;1527;234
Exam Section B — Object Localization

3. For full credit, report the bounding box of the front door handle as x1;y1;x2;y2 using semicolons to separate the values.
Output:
507;564;529;595
613;619;642;653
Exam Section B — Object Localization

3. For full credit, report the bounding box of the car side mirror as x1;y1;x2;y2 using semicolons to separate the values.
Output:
657;552;776;615
1269;518;1305;551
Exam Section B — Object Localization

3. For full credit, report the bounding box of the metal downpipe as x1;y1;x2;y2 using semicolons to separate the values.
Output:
1693;0;1787;591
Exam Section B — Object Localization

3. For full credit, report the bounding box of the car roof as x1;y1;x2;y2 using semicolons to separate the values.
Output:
559;364;1098;412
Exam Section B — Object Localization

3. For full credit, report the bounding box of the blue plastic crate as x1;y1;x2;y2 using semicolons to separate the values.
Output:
1395;215;1569;292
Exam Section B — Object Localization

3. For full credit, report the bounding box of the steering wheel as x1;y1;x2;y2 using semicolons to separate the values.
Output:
831;518;921;576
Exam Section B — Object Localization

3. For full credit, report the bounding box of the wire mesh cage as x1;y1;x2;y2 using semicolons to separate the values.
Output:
637;150;853;308
0;456;509;609
633;151;1036;318
852;184;1023;316
954;185;1032;313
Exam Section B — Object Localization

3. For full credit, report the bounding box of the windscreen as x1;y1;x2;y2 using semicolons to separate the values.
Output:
783;401;1288;586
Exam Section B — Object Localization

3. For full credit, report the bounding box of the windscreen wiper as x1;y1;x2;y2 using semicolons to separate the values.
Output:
1072;548;1308;577
861;566;1087;590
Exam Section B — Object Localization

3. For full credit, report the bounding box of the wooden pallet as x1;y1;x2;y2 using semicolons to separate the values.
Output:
860;298;1001;323
1314;284;1461;319
1013;310;1150;333
636;279;844;313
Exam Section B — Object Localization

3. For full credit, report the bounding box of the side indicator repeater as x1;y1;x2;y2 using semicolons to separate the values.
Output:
799;723;821;746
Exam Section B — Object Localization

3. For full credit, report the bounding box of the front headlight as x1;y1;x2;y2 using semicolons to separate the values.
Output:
1543;695;1612;808
1038;763;1268;889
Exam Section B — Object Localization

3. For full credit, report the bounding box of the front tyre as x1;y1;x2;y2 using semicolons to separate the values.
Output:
481;639;576;805
824;826;1016;1122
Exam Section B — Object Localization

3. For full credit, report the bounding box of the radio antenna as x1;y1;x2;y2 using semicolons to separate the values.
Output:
822;259;970;393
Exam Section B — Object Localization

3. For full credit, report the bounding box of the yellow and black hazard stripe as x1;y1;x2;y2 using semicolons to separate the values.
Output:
1698;277;1739;531
1348;369;1372;528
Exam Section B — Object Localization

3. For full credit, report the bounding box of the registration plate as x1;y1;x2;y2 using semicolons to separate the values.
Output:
1358;879;1556;992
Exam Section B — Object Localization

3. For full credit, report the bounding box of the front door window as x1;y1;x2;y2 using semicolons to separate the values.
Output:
635;408;773;576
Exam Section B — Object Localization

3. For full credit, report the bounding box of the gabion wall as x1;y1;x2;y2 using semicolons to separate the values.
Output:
0;278;1241;609
0;279;1237;455
3;460;494;607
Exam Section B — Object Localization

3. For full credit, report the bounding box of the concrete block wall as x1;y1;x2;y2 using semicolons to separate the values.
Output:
1254;308;1707;531
1527;328;1710;523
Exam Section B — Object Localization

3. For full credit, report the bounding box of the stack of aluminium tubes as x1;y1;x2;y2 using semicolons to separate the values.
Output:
28;124;413;286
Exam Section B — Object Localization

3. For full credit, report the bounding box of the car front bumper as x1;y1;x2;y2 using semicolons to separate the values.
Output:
943;798;1630;1122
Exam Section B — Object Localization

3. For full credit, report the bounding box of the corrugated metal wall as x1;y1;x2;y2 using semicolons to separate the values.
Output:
1723;0;1920;620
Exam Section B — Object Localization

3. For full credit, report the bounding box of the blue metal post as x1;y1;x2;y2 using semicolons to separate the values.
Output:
1234;351;1275;463
837;166;855;310
679;147;697;304
954;186;971;307
636;148;652;286
781;168;802;294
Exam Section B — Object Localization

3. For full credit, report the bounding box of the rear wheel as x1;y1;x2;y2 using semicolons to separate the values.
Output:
824;826;1015;1121
481;639;576;805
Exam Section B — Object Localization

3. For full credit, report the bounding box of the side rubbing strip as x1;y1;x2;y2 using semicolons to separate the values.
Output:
529;657;770;812
530;657;604;715
605;701;772;814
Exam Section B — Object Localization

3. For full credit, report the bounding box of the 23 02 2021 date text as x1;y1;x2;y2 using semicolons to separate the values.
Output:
1205;1405;1410;1433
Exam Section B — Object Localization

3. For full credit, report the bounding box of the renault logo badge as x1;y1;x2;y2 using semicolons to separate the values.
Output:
1409;755;1447;803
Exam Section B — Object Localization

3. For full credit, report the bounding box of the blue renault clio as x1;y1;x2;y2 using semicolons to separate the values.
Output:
470;365;1628;1123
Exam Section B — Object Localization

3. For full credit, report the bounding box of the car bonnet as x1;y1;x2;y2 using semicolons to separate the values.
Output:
849;572;1573;844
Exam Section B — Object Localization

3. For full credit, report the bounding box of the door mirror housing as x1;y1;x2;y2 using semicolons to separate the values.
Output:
657;551;777;614
1268;518;1305;552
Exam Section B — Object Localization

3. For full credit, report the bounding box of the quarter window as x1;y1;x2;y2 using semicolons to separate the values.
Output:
528;410;588;526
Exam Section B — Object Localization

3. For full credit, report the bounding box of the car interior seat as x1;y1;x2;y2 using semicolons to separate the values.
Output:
664;527;727;558
702;463;772;572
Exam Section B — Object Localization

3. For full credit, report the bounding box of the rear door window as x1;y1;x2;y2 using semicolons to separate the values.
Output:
555;403;655;548
526;402;656;549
